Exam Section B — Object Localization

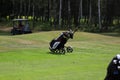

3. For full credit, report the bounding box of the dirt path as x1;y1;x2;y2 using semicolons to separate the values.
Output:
0;26;12;32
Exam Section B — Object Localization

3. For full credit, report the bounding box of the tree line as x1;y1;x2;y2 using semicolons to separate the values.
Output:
0;0;120;32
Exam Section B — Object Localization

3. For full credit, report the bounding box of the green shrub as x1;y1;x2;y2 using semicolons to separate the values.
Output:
34;22;53;31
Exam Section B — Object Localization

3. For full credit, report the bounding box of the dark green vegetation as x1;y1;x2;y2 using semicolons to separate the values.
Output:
0;0;120;32
0;31;120;80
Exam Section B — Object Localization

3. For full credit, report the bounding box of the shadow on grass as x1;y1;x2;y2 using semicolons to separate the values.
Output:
0;30;11;36
47;51;66;55
100;33;120;37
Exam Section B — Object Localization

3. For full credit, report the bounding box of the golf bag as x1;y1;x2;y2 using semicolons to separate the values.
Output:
49;29;76;54
104;54;120;80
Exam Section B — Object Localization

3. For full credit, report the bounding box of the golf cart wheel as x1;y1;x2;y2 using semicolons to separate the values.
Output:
66;46;73;53
59;49;66;54
55;49;60;54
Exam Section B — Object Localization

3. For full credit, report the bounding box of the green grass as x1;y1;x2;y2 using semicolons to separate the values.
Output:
0;31;120;80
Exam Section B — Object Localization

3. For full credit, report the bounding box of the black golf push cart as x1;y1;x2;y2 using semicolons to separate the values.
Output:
11;19;32;35
49;29;77;54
